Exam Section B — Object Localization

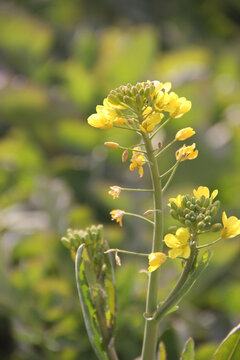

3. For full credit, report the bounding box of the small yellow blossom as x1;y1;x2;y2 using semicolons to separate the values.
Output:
148;252;167;273
129;147;146;177
151;81;172;99
140;113;164;133
221;211;240;239
175;127;195;141
193;186;218;202
88;101;126;129
164;228;191;259
108;186;121;199
168;194;183;207
175;143;198;162
110;210;125;227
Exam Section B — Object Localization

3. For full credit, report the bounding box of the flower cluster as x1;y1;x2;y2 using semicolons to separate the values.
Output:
168;186;220;233
88;81;192;133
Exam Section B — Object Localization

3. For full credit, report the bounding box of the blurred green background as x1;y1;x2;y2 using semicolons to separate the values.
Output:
0;1;240;359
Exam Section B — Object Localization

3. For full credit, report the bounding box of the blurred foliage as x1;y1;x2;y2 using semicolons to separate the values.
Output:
0;0;240;359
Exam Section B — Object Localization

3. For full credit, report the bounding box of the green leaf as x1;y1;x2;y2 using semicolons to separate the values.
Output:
213;323;240;360
158;341;167;360
180;338;195;360
75;244;109;360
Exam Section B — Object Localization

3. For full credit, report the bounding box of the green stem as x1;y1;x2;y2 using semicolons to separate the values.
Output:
141;132;163;360
121;187;153;192
105;248;149;257
151;241;198;321
149;117;171;139
162;161;180;192
124;212;154;225
156;139;176;158
159;162;178;178
197;237;222;249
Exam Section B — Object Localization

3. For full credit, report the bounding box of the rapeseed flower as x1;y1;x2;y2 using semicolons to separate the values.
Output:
193;186;218;202
148;252;167;273
129;147;146;177
164;228;191;259
108;186;121;199
140;112;164;133
88;99;126;129
175;127;195;141
110;210;125;227
221;212;240;239
175;143;198;162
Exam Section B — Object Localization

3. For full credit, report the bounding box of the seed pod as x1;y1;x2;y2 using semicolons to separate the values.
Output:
211;223;222;232
170;209;178;219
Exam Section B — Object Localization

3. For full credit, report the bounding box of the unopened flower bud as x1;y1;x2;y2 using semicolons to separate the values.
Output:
210;207;218;216
197;221;205;231
170;209;178;219
143;209;154;216
122;149;128;162
104;142;119;149
211;223;222;232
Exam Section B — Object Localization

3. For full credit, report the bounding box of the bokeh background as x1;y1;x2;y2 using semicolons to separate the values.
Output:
0;1;240;359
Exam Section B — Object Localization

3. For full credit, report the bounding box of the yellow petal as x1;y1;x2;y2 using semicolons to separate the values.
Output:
168;248;184;259
193;186;210;199
175;227;190;245
164;233;182;248
182;245;191;259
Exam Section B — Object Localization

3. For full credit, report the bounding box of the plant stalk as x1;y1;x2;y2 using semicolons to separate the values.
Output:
141;132;163;360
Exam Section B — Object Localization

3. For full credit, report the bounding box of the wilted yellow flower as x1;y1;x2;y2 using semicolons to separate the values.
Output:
221;212;240;239
193;186;218;202
129;147;146;177
164;228;191;259
148;252;167;273
175;143;198;162
108;186;121;199
88;100;126;129
175;127;195;141
140;112;164;133
168;194;183;207
110;210;125;227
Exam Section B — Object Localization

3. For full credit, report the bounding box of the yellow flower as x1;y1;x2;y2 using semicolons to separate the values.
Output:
129;147;146;177
193;186;218;202
221;211;240;239
164;228;191;259
151;81;172;99
148;252;167;273
168;194;183;207
108;186;121;199
175;143;198;162
175;127;195;141
88;100;126;129
110;210;125;227
140;113;164;133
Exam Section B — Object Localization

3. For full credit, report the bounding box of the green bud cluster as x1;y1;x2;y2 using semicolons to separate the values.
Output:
107;81;156;109
169;195;221;233
61;224;104;256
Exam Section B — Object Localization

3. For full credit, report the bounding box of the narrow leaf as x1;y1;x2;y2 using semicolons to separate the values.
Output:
213;323;240;360
180;338;195;360
75;244;109;360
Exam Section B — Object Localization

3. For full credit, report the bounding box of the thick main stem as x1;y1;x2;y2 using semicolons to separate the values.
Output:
141;133;163;360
